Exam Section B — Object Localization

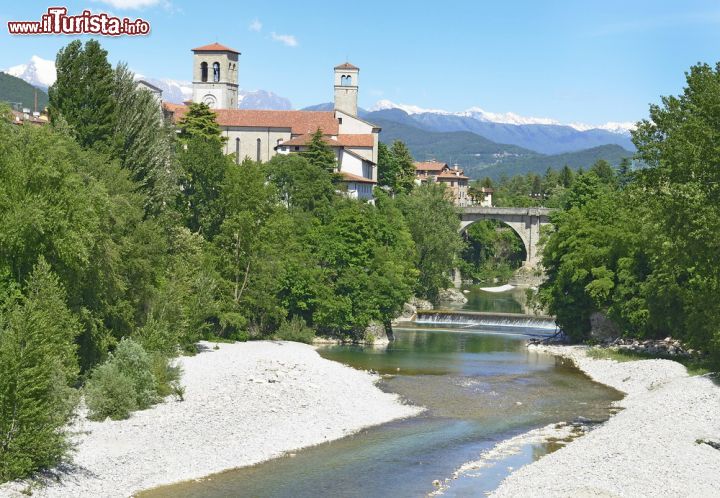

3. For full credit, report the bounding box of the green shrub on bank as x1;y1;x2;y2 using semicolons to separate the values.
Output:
274;317;315;344
84;362;137;420
85;338;167;420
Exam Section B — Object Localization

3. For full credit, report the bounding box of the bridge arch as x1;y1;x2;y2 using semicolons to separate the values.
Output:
459;207;553;269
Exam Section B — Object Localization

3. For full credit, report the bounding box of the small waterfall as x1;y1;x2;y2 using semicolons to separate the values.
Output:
415;311;559;336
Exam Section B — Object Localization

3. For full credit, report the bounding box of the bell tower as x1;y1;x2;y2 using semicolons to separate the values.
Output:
191;42;240;109
334;62;359;116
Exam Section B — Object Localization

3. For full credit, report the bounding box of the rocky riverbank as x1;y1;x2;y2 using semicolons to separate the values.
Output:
0;341;421;498
488;345;720;497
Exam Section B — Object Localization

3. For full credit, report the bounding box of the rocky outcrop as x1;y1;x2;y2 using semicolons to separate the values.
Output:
589;311;621;341
363;320;390;346
438;288;468;304
611;337;700;358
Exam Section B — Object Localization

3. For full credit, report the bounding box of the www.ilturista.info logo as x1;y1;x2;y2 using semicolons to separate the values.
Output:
8;7;150;36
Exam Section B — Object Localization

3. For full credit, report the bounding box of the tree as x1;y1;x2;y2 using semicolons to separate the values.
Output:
559;165;574;187
389;140;416;194
299;128;337;172
377;140;416;194
177;136;229;237
113;64;178;214
266;154;336;212
49;39;116;151
397;184;463;302
631;61;720;359
177;102;225;146
589;159;616;186
377;142;394;190
0;259;80;481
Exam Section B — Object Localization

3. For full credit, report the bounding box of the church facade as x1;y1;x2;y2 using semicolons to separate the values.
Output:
163;43;380;201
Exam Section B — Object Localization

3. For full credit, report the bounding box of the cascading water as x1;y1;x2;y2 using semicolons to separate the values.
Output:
414;311;559;336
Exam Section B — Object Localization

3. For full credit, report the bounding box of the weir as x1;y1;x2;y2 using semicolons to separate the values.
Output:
415;310;558;335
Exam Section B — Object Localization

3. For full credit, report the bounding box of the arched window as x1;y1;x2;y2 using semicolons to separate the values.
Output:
213;62;220;82
256;138;261;162
342;75;352;86
200;62;208;82
235;138;240;164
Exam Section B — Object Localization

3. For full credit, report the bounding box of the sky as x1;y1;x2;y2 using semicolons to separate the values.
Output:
2;0;720;125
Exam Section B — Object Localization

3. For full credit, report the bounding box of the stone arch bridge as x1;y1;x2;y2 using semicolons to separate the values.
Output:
459;206;554;269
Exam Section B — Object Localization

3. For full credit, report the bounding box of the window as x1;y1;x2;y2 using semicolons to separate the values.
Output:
213;62;220;82
256;138;261;162
341;75;352;86
294;146;300;151
338;117;343;124
200;62;208;82
235;138;240;164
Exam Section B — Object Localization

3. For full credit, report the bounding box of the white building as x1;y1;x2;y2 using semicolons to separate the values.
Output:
164;43;379;200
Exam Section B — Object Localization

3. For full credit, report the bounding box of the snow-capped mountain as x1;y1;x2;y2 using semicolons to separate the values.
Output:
6;55;293;110
371;99;635;135
6;56;56;89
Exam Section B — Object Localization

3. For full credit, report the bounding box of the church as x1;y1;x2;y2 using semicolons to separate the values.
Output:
163;43;380;201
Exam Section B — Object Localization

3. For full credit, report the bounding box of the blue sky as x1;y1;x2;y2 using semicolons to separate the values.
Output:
3;0;720;124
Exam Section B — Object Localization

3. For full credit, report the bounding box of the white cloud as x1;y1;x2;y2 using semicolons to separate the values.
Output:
93;0;166;10
270;32;298;47
249;19;262;32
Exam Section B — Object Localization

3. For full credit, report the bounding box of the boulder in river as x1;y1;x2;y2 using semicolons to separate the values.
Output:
438;288;468;304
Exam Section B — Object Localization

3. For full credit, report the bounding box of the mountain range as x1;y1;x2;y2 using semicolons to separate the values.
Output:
3;55;635;178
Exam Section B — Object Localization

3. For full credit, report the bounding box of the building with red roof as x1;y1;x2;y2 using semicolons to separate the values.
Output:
163;44;380;201
413;161;475;207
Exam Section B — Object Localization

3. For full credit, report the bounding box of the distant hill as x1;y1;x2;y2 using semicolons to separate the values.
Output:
0;72;48;111
477;144;633;180
369;116;632;179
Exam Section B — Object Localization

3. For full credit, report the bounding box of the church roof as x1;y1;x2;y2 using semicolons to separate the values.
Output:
334;62;359;70
279;133;374;148
165;104;340;135
192;42;240;54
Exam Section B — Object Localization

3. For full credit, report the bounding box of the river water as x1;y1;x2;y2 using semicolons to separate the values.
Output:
145;288;621;497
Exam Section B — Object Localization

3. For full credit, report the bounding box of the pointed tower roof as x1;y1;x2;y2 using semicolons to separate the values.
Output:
334;62;359;70
192;42;240;54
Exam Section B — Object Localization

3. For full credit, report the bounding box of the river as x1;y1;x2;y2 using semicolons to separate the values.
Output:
144;287;621;497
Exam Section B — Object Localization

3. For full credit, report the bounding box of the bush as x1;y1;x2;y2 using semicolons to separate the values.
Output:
84;362;137;420
150;353;183;398
84;338;164;420
275;316;315;344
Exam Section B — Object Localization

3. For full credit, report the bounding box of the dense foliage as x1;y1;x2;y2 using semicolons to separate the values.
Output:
538;62;720;365
0;40;464;481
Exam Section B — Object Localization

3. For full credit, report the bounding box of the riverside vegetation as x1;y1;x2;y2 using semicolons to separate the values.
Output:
0;39;463;482
1;37;719;487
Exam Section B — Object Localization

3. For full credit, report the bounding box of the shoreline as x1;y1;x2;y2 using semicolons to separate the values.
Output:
0;341;421;498
443;344;720;497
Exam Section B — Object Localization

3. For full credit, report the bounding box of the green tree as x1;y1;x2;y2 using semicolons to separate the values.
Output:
177;102;225;146
0;259;80;481
631;61;720;359
389;140;416;194
266;154;335;212
49;40;116;151
177;136;229;237
299;128;337;172
113;64;178;214
559;165;574;187
397;184;463;302
378;140;416;194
